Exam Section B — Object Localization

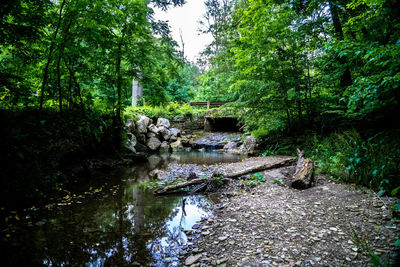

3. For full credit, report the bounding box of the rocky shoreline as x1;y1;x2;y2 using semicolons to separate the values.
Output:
125;115;259;155
176;166;399;266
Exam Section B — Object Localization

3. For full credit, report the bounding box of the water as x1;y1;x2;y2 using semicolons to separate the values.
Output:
4;151;244;266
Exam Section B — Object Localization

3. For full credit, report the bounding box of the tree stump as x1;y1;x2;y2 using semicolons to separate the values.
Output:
291;149;315;189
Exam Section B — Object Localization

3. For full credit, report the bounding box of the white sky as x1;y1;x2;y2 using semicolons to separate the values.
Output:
153;0;212;62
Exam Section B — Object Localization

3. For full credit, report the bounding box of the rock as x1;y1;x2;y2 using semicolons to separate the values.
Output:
185;254;202;266
169;127;181;137
170;135;178;142
125;119;135;133
170;140;184;151
181;136;191;146
218;236;228;241
136;133;146;144
147;132;157;138
147;124;160;135
135;142;148;153
126;133;137;153
158;126;171;141
223;141;237;152
159;141;170;152
240;136;257;154
146;136;161;151
136;115;151;133
149;169;163;179
147;154;161;169
217;257;228;264
157;118;170;128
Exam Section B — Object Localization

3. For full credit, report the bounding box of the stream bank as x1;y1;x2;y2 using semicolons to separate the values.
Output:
179;167;399;266
2;150;245;266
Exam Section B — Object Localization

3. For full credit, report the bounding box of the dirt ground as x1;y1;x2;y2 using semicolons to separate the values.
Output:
178;162;399;266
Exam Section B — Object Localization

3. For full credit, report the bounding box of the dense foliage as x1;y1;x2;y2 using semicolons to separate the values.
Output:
0;0;186;207
195;0;399;193
1;0;399;204
199;0;400;132
0;0;188;113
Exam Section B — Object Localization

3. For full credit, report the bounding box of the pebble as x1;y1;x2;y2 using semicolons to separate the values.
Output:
217;257;228;264
218;236;228;241
185;254;202;266
179;170;398;266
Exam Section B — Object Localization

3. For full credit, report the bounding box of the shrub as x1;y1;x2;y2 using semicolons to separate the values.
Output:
311;129;400;194
124;103;206;120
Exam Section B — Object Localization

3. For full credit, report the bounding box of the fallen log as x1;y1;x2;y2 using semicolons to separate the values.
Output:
155;177;208;195
291;149;314;189
216;156;295;178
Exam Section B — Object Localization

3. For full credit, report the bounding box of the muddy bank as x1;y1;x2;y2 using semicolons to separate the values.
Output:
176;165;399;266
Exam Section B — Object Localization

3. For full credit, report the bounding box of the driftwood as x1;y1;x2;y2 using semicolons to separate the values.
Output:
155;156;297;195
216;156;295;178
155;177;208;195
291;149;314;189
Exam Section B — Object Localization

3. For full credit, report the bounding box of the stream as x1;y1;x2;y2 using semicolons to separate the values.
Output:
4;151;245;266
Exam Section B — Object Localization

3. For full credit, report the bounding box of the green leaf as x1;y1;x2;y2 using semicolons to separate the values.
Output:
391;186;400;196
369;252;382;266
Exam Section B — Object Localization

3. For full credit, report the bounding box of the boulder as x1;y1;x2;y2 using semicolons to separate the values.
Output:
169;127;181;137
180;136;191;147
135;143;149;153
158;126;171;141
169;135;177;142
146;136;161;151
136;133;146;144
223;141;238;153
125;119;135;133
147;132;157;139
170;140;184;151
159;141;170;152
147;124;160;135
156;118;170;128
147;154;161;169
240;136;257;154
126;133;137;153
136;115;151;134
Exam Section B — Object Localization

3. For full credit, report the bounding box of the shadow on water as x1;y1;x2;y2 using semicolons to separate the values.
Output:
4;151;244;266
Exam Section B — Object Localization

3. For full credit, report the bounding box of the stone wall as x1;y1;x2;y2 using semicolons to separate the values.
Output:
170;114;204;134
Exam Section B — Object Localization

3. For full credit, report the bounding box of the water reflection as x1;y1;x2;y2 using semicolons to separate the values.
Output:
4;151;243;266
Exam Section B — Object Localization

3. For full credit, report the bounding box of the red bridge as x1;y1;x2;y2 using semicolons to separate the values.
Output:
188;101;230;107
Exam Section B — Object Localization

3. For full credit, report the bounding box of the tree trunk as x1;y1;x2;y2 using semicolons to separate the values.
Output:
215;156;295;178
155;178;208;195
57;54;62;113
39;0;66;111
63;56;85;114
328;1;352;88
116;42;122;122
67;74;72;110
112;42;123;149
291;149;315;189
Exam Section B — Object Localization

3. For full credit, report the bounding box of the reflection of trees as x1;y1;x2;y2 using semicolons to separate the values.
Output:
125;182;181;264
8;152;221;266
28;189;213;266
